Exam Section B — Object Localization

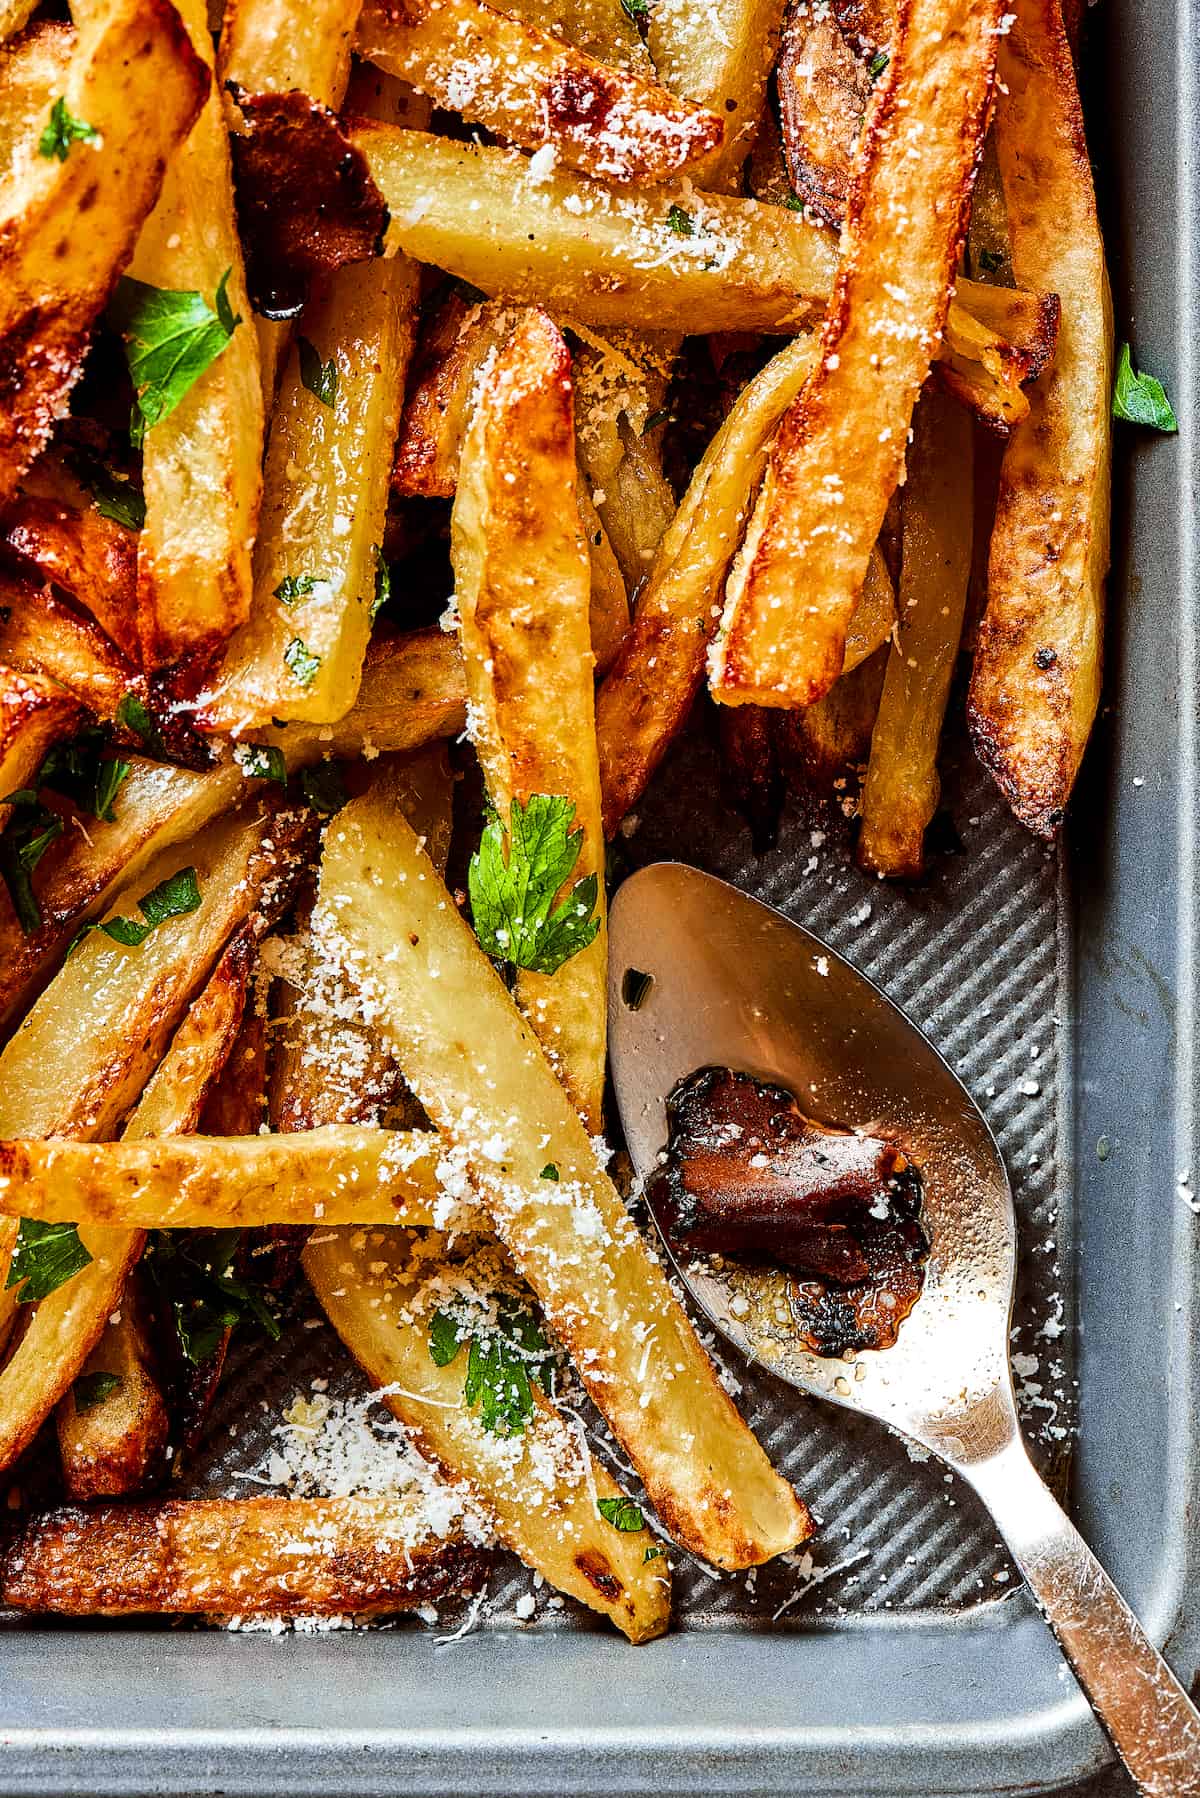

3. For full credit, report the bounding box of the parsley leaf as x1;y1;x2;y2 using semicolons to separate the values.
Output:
666;203;695;238
643;1543;665;1563
783;193;805;212
1112;342;1178;432
145;1229;281;1366
284;637;321;687
468;794;600;976
598;1495;645;1532
621;0;649;17
371;543;390;621
0;803;63;932
73;1371;121;1412
116;692;166;756
867;49;889;80
93;757;133;822
642;409;672;433
298;336;338;407
73;456;146;530
540;1163;559;1181
298;762;348;815
5;1219;92;1303
112;269;242;447
37;730;132;822
235;743;287;785
38;96;101;162
70;865;201;955
428;1297;556;1436
274;573;324;606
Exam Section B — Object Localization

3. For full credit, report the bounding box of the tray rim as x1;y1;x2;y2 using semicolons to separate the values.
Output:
1;0;1197;1791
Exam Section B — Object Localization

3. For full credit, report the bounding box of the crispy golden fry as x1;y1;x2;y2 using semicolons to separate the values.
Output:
314;783;811;1567
0;0;208;506
597;334;817;836
857;384;974;877
497;0;652;71
390;296;630;670
967;0;1112;836
55;1274;169;1500
0;2;41;51
307;1228;672;1642
775;642;889;790
200;252;419;730
0;1125;477;1230
0;576;136;721
585;415;677;593
570;327;678;587
646;0;785;190
0;631;465;1037
1;455;141;663
0;20;72;166
124;0;262;671
357;0;722;183
843;546;896;673
0;1491;486;1618
0;1216;18;1354
358;125;836;333
708;0;1003;710
0;662;82;823
0;885;279;1476
452;311;608;1129
938;279;1060;435
776;0;867;225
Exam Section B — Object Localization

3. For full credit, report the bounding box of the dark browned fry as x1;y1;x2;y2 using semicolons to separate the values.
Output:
777;0;870;227
227;87;388;318
0;457;140;665
0;1493;488;1617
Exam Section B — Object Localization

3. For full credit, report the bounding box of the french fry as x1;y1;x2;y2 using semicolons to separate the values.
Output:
857;383;974;877
306;1228;672;1642
776;0;868;226
452;311;608;1129
0;1491;487;1618
938;279;1061;435
0;0;208;505
596;334;817;836
199;253;419;729
0;1126;467;1230
356;0;722;184
390;297;630;670
218;0;362;105
571;328;678;589
645;0;785;190
843;546;897;673
0;631;465;1038
0;1217;18;1355
707;0;1003;710
495;0;652;72
775;642;889;791
55;1273;169;1500
0;19;72;164
0;2;40;51
0;662;82;824
967;0;1112;836
123;0;263;671
1;455;141;663
358;125;837;333
313;783;812;1567
0;576;137;721
0;892;278;1476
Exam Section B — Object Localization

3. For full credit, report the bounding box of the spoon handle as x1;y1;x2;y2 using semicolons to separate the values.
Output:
967;1434;1200;1797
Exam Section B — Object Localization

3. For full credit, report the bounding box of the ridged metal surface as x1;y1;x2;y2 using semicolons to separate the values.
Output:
173;711;1076;1635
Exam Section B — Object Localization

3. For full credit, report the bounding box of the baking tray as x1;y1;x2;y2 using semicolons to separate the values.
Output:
1;0;1198;1790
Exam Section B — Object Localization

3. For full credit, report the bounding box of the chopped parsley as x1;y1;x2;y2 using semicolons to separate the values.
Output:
73;455;146;530
428;1296;556;1437
111;268;242;447
666;203;695;239
298;761;348;815
621;0;649;17
274;573;324;607
867;49;889;80
297;335;338;408
38;96;101;162
371;543;390;620
621;967;654;1011
644;1543;665;1563
0;802;63;932
1112;342;1178;432
73;1371;121;1412
642;409;672;433
235;742;287;785
284;637;321;688
69;865;201;955
468;794;601;977
144;1229;281;1367
5;1219;92;1304
540;1163;559;1181
0;733;133;931
598;1495;645;1532
115;692;166;756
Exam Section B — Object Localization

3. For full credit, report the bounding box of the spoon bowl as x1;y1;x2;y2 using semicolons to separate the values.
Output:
608;862;1200;1798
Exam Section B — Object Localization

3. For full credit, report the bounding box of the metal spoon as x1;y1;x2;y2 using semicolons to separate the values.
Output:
607;861;1200;1798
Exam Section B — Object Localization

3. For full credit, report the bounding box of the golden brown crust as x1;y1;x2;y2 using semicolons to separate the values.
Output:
777;0;870;227
1;457;141;664
966;0;1112;837
0;1493;487;1617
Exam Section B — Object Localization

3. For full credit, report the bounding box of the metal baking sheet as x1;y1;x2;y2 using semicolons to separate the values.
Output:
1;0;1198;1790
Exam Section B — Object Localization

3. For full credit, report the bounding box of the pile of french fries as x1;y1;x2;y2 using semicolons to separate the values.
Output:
0;0;1112;1637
